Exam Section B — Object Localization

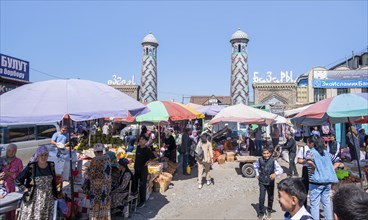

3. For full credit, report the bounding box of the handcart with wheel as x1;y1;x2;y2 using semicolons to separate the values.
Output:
236;155;258;178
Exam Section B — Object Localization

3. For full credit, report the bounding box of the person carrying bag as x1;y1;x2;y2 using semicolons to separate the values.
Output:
196;133;213;189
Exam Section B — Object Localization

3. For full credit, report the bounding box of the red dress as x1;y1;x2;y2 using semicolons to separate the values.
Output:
2;157;23;220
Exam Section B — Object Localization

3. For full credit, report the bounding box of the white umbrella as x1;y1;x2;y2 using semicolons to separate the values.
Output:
0;78;148;219
274;115;292;125
284;104;313;118
0;79;148;124
208;103;278;125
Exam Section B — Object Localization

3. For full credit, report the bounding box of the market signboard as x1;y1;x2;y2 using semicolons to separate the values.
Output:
0;82;18;94
313;69;368;88
0;53;29;81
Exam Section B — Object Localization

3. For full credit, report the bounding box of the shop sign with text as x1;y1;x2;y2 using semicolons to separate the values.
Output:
313;70;368;88
0;54;29;81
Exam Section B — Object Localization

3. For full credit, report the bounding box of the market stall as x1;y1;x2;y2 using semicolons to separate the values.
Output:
337;160;368;188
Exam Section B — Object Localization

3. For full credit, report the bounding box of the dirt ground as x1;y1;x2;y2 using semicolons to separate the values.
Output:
119;158;303;220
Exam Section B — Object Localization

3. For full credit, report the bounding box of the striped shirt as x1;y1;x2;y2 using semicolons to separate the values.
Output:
307;151;340;181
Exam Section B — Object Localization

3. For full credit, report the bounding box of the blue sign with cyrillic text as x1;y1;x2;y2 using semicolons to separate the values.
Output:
0;53;29;81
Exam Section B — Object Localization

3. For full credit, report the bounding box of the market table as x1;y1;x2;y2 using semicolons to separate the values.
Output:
0;192;22;214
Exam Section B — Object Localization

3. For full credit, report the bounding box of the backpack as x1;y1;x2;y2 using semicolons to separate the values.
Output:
194;143;204;161
189;137;197;157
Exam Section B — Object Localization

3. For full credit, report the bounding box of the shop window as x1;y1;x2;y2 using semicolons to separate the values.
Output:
337;88;349;95
314;88;326;102
362;87;368;93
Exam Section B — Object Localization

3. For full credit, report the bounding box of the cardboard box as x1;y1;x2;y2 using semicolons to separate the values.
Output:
227;155;235;162
218;154;226;164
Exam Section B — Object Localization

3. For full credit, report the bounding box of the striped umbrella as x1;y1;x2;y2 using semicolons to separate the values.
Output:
136;101;204;122
292;93;368;126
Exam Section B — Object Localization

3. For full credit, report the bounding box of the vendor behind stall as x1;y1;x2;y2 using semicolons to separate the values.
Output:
51;125;69;148
111;158;133;218
133;134;158;208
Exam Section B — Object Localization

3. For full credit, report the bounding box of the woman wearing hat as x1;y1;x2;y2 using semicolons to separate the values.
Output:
15;145;57;220
84;143;112;220
111;158;133;217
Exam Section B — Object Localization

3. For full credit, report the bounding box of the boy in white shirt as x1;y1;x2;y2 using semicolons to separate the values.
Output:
297;138;313;207
254;147;284;220
277;178;313;220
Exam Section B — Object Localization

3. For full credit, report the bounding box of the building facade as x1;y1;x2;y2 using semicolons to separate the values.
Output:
111;84;140;100
189;95;231;106
253;83;297;114
140;33;159;102
230;29;250;105
296;51;368;104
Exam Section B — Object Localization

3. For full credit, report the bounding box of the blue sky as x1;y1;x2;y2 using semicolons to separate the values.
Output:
1;1;367;102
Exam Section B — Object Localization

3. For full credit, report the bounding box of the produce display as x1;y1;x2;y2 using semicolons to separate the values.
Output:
74;131;124;150
148;163;163;174
339;173;360;183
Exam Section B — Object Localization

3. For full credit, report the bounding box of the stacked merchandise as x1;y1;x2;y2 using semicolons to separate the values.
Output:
154;172;173;193
225;151;235;162
63;184;90;218
217;154;226;164
163;161;178;175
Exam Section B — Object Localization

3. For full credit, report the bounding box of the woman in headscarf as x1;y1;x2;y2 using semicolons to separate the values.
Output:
111;158;133;218
84;143;112;220
15;145;57;220
0;144;24;220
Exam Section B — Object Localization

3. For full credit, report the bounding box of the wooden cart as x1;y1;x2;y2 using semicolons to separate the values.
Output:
236;155;258;178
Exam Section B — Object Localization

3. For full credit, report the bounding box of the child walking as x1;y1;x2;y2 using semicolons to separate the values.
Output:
254;147;284;220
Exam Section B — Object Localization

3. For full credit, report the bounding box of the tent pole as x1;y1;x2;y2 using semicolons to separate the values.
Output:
158;123;161;148
347;118;363;189
67;115;75;219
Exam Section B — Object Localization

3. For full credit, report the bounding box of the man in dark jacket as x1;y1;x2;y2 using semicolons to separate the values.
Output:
179;128;192;175
282;131;298;177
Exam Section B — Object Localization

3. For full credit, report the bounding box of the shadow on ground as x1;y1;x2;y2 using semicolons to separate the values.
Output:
251;203;260;216
116;166;201;219
235;167;243;176
127;192;170;220
251;203;277;217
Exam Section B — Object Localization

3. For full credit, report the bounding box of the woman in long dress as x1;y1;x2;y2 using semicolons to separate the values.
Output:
84;143;112;220
111;158;133;218
15;145;57;220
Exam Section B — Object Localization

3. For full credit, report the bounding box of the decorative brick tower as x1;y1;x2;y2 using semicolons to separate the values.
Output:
230;28;249;105
140;33;159;102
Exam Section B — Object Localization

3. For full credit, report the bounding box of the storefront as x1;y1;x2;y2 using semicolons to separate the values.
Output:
0;53;30;94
